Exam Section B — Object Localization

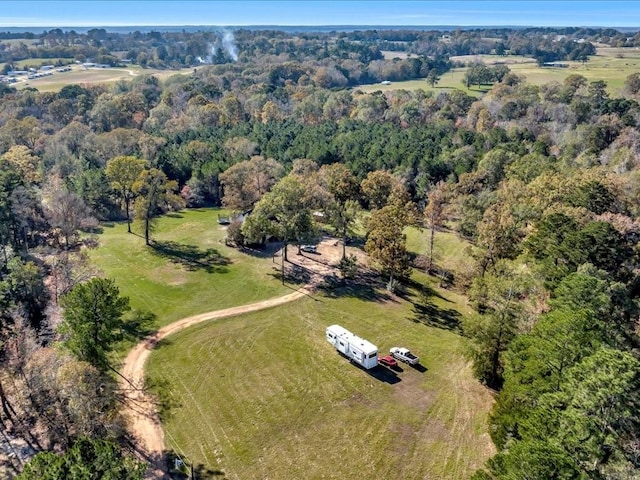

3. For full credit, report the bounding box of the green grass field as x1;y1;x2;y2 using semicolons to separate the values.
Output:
6;40;501;479
89;208;291;328
146;287;493;479
130;211;494;479
358;47;640;96
405;226;476;288
12;57;75;68
0;38;38;47
9;65;191;92
92;208;493;478
356;70;484;97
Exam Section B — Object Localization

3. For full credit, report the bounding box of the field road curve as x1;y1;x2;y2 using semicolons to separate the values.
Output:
119;285;313;479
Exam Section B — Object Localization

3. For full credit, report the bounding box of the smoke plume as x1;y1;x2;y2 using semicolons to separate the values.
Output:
222;29;238;61
197;30;238;64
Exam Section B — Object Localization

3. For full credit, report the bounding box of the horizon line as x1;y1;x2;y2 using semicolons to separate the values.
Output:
1;23;639;29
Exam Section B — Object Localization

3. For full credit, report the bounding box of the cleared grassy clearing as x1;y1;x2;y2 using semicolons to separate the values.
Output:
359;47;640;96
89;208;290;328
506;50;640;94
405;226;475;280
0;38;38;47
381;50;413;60
147;287;493;480
356;69;483;97
13;57;74;67
450;54;537;65
12;65;191;92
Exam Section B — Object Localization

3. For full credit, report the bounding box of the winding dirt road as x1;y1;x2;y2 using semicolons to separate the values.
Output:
120;286;312;478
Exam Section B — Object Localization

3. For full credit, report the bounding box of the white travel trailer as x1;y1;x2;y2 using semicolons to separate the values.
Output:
326;324;378;369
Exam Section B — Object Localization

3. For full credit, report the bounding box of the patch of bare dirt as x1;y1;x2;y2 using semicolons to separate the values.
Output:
392;369;435;411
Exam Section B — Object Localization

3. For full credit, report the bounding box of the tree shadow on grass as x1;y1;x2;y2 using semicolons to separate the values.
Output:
143;372;182;425
165;451;226;479
408;282;462;333
317;269;395;303
150;240;231;273
122;309;157;341
266;260;313;287
240;241;284;259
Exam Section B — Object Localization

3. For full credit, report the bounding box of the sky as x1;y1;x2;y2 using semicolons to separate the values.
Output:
1;1;640;28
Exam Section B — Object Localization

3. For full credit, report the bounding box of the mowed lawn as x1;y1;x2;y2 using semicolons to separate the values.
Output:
146;291;494;480
89;208;291;327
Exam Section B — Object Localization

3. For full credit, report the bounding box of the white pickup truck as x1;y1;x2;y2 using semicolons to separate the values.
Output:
390;347;419;365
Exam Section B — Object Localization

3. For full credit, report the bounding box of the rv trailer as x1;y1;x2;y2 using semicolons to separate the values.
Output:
326;324;378;369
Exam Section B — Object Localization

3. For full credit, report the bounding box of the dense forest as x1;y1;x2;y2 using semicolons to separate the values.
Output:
2;25;640;478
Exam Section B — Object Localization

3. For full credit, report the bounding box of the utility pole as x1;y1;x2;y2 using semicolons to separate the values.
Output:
281;243;285;285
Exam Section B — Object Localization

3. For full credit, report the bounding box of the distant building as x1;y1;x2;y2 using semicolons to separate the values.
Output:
542;62;569;68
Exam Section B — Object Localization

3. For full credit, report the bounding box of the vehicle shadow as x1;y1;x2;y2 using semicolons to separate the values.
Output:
336;353;401;384
366;365;402;384
410;363;428;373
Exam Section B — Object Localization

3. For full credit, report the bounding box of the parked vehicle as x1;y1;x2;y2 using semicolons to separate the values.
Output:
326;324;378;369
301;244;317;253
390;347;419;365
377;355;398;368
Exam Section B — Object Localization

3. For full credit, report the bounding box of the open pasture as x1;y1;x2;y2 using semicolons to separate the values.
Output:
359;47;640;96
0;38;38;47
506;47;640;93
89;209;291;328
146;285;493;479
450;54;537;66
11;65;191;92
137;210;492;479
381;50;413;60
356;69;483;97
12;57;74;68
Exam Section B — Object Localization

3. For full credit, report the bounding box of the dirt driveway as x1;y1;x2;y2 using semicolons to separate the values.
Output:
120;239;347;478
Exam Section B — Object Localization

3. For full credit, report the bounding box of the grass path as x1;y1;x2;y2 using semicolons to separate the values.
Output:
120;284;313;479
